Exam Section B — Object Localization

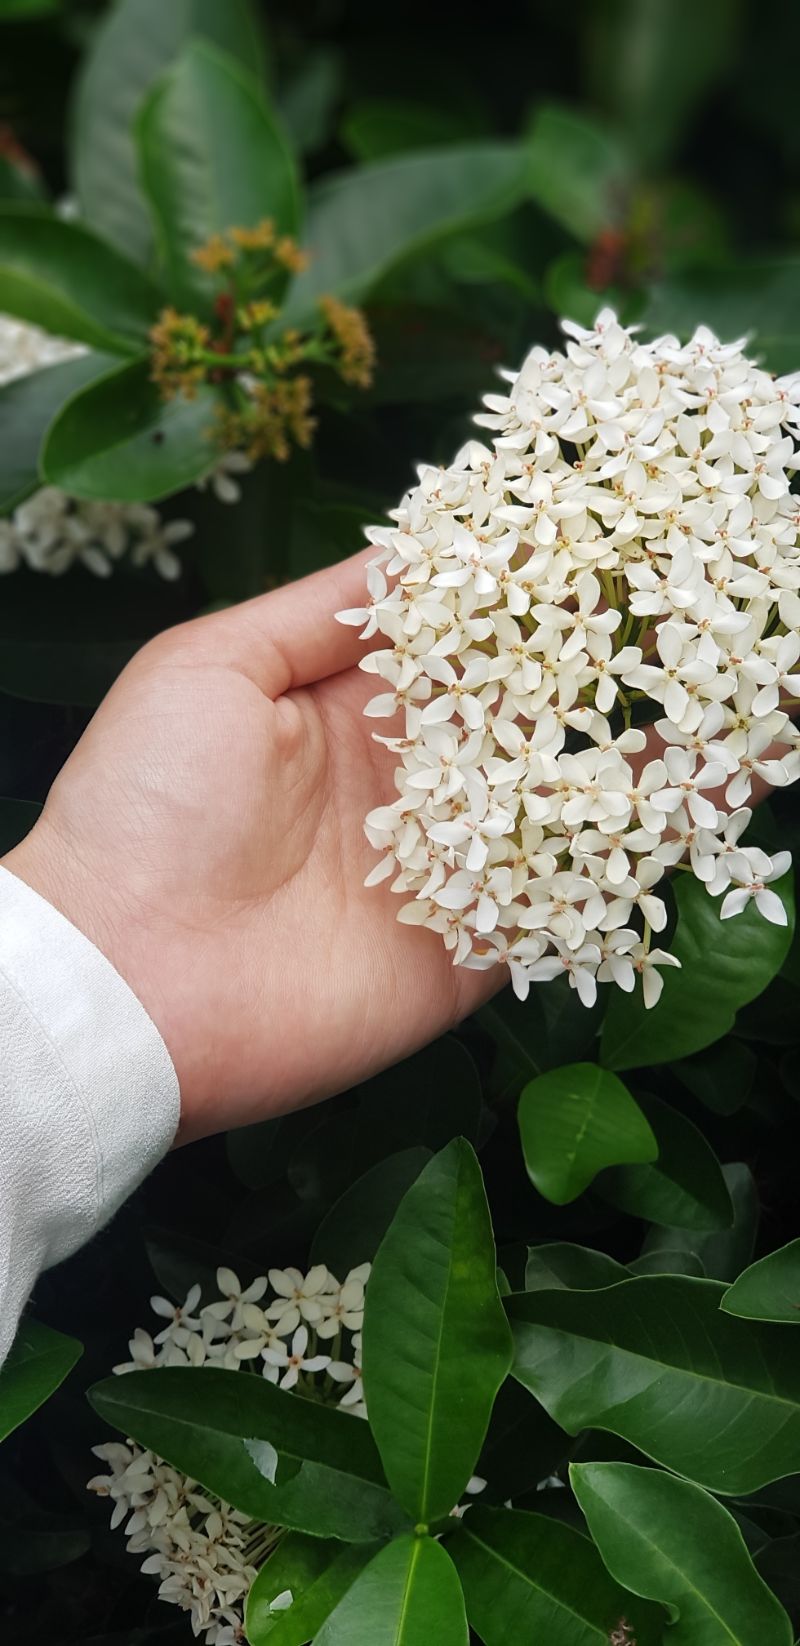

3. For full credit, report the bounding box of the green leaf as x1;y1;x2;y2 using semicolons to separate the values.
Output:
310;1149;431;1277
353;1035;483;1172
362;1139;512;1524
71;0;268;264
674;1039;757;1116
642;1162;758;1284
0;350;120;514
450;1504;664;1645
246;1533;372;1645
0;638;140;708
721;1239;800;1324
597;1092;734;1231
89;1368;405;1542
476;1378;569;1505
527;103;632;242
283;143;532;320
0;1321;82;1443
525;1244;629;1292
645;260;800;374
314;1533;468;1646
41;357;222;503
278;48;341;156
518;1063;657;1205
510;1273;800;1494
628;1248;706;1278
480;975;605;1103
0;208;161;352
571;1461;793;1645
601;870;794;1070
136;40;299;310
342;99;482;162
755;1535;800;1633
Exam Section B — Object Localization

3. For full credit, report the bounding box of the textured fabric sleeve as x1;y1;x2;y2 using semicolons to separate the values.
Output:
0;865;180;1364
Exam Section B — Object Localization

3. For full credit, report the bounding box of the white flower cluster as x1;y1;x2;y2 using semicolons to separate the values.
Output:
342;311;800;1007
89;1261;368;1645
0;315;252;578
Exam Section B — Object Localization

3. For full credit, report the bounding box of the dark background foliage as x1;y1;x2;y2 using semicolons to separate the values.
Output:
1;1;800;1641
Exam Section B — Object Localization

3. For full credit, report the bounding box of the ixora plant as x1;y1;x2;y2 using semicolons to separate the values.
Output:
10;1139;798;1645
344;311;800;1008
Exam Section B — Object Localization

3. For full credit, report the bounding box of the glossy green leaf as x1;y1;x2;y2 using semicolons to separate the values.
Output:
628;1248;706;1278
476;1378;568;1505
527;103;632;242
353;1035;483;1172
572;1462;793;1645
511;1272;800;1493
278;48;341;156
0;350;119;514
0;208;161;352
136;41;299;310
0;1321;82;1443
518;1063;657;1205
480;976;605;1103
674;1038;757;1116
601;870;794;1070
41;357;222;503
89;1368;405;1542
642;1162;758;1284
362;1140;512;1524
314;1533;468;1646
721;1239;800;1324
71;0;268;264
525;1243;629;1292
597;1091;734;1231
646;260;800;374
283;143;532;320
310;1149;431;1276
246;1533;372;1645
450;1504;664;1645
342;98;481;162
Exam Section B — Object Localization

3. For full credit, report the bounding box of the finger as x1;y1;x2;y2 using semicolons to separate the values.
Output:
187;544;379;697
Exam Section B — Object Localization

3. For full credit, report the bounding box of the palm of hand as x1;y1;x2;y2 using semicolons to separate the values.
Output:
8;559;498;1140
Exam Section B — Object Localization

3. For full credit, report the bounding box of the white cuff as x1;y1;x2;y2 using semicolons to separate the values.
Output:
0;865;180;1360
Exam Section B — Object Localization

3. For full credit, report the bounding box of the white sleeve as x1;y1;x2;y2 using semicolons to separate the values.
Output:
0;865;180;1363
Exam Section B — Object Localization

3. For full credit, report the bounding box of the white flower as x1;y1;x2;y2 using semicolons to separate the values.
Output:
719;851;792;925
343;310;800;1006
261;1324;331;1390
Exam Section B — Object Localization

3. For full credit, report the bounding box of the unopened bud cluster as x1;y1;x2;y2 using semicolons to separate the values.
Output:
341;312;800;1007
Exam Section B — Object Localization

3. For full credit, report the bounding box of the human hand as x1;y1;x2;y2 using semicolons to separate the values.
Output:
4;551;501;1143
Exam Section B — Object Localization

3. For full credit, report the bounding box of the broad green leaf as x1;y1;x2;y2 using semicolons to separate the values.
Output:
0;208;161;352
480;975;605;1103
525;1244;629;1292
518;1063;657;1205
642;1162;758;1284
628;1248;706;1278
278;48;341;156
585;0;739;168
353;1035;483;1172
0;1321;82;1443
543;249;645;329
646;260;800;374
71;0;268;264
0;350;119;514
450;1504;664;1645
89;1368;405;1542
41;358;222;503
246;1533;372;1645
572;1462;793;1645
597;1092;734;1231
601;870;794;1070
721;1239;800;1324
342;99;481;162
674;1039;757;1116
136;41;299;310
309;1149;431;1276
362;1139;512;1524
527;103;632;242
477;1378;568;1505
314;1533;468;1646
510;1273;800;1494
283;143;532;320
